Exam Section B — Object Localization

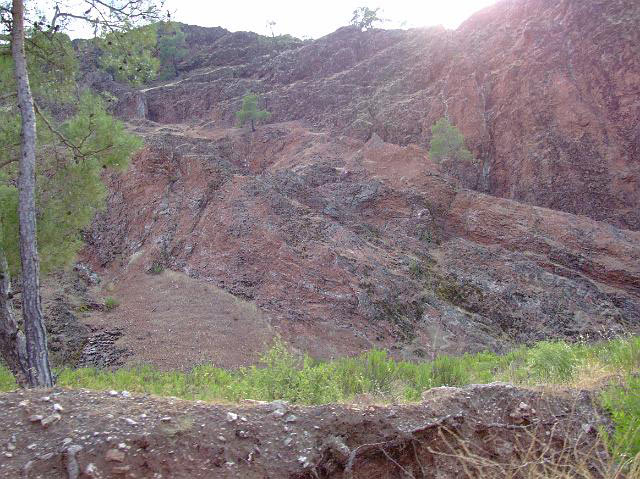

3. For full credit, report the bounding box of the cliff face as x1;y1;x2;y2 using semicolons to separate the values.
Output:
84;121;640;363
81;0;640;365
115;0;640;230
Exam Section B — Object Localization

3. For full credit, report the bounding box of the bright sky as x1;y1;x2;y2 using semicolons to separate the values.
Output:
162;0;499;38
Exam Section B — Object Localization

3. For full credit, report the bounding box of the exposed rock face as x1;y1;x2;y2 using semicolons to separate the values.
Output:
104;0;640;230
84;121;639;361
78;0;640;363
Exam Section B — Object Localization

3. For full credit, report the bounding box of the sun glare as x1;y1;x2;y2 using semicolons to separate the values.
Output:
163;0;499;39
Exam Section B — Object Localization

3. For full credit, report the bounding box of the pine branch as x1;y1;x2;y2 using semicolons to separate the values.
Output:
33;102;84;158
34;102;115;161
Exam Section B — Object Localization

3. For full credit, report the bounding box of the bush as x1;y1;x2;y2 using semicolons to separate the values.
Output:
431;355;470;387
26;337;635;404
596;336;640;373
0;364;16;391
429;117;473;163
601;374;640;460
525;341;577;383
103;296;120;311
148;262;165;275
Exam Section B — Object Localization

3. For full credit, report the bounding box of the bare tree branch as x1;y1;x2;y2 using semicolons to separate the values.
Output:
50;0;164;35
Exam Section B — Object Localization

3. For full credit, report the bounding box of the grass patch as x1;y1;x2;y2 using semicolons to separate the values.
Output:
0;337;638;403
0;366;16;391
0;337;638;404
1;336;639;465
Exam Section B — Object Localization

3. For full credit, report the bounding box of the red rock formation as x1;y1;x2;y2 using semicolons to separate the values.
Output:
105;0;638;230
84;121;639;362
80;0;640;364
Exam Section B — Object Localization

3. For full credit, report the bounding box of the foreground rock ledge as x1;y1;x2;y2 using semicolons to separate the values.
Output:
0;383;612;478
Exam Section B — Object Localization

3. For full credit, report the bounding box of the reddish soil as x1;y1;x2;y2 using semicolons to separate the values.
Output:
0;383;613;478
86;260;274;370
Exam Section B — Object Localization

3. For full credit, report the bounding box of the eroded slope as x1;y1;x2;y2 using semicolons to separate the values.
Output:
106;0;640;229
84;121;640;364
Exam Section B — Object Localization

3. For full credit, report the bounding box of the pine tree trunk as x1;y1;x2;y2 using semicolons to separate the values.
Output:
251;118;255;132
11;0;54;388
0;248;29;387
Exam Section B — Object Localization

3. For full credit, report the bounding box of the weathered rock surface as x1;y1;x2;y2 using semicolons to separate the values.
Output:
9;268;126;368
75;0;640;365
84;121;640;362
101;0;640;230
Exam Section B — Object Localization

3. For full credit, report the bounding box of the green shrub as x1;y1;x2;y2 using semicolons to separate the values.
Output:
103;296;120;311
596;337;640;373
431;355;470;387
429;117;473;163
601;374;640;459
148;262;165;275
0;364;16;391
293;357;343;404
526;341;577;383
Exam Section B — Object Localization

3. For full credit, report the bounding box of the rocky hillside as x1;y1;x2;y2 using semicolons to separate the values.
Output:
75;0;640;367
112;0;640;230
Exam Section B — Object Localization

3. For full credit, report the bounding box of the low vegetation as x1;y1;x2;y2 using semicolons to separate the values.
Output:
103;296;120;311
1;336;638;462
429;117;474;163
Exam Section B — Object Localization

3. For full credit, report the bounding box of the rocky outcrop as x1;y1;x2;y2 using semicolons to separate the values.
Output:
103;0;639;230
76;0;640;363
84;122;640;361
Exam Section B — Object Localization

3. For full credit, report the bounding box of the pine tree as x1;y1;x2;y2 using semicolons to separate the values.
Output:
0;0;159;387
429;118;473;163
235;92;270;132
99;25;160;86
156;22;187;80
